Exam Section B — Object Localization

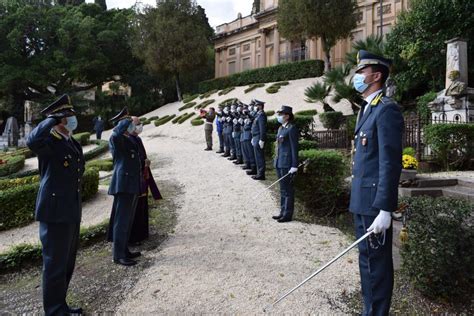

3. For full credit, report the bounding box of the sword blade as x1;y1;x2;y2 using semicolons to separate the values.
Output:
264;231;373;312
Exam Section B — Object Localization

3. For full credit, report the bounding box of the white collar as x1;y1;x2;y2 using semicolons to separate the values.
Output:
282;121;289;128
364;89;383;106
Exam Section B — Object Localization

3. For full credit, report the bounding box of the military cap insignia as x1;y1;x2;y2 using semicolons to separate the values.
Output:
64;161;69;167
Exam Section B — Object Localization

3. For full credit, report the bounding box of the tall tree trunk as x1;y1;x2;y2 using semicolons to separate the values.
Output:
175;73;182;102
321;36;332;72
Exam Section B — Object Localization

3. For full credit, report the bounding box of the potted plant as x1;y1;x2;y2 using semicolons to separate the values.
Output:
400;154;419;181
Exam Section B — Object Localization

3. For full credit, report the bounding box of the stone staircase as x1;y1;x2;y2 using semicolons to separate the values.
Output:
399;176;474;203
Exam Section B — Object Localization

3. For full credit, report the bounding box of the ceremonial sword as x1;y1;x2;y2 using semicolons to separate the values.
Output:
263;230;373;312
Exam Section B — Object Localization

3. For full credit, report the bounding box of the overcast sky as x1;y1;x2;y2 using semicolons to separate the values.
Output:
85;0;253;27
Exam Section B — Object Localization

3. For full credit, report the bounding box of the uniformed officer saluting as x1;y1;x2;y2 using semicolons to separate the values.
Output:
272;106;299;223
250;99;267;180
350;50;404;316
108;107;142;266
27;94;85;316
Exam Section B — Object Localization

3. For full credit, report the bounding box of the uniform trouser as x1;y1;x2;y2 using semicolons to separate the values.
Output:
354;214;393;316
39;222;80;316
253;143;265;176
240;140;248;163
233;135;242;158
276;168;295;219
242;140;255;167
112;193;138;260
204;124;213;149
225;133;235;154
96;130;102;140
218;131;224;151
223;133;230;154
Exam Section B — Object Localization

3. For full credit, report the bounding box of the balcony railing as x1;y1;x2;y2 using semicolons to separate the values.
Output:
279;47;308;63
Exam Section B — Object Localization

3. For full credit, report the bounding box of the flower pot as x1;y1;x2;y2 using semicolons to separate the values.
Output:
400;169;417;182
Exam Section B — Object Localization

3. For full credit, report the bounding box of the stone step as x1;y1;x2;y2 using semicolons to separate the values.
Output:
442;185;474;203
457;178;474;189
399;187;443;198
415;177;458;188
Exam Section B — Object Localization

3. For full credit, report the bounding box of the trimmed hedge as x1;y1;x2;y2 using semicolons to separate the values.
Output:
295;109;318;116
198;59;324;93
424;123;474;170
400;196;473;301
295;149;347;216
218;87;235;96
183;94;199;103
219;98;239;107
200;89;218;99
178;102;197;111
244;83;265;94
266;81;290;94
83;140;109;161
177;113;195;124
0;148;34;159
154;115;176;127
0;174;39;191
191;117;205;126
72;132;91;146
0;155;25;177
86;158;113;171
0;167;100;231
265;110;275;117
148;116;159;121
319;111;344;130
195;99;215;110
299;139;318;151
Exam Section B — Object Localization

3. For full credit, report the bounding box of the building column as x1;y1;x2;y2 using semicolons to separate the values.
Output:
309;38;317;60
273;27;280;65
253;38;259;68
261;30;267;67
215;49;220;78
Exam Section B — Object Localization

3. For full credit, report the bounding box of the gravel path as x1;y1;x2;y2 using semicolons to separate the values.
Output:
117;135;360;314
0;185;113;253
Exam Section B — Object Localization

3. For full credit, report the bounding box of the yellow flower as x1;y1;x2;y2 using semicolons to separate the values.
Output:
402;154;418;170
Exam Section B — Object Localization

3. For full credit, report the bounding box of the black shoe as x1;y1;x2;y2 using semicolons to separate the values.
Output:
272;215;283;220
234;159;244;165
252;175;266;180
246;169;257;176
127;251;141;259
277;217;292;223
222;153;230;157
228;156;236;161
68;307;83;314
216;150;224;154
113;258;137;266
204;148;212;151
242;165;251;170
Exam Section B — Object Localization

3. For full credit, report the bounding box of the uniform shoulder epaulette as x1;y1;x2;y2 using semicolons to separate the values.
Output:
50;129;63;140
370;92;384;107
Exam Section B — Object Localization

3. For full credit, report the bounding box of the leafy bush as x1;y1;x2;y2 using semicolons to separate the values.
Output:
198;59;324;93
265;110;275;117
218;87;235;96
219;98;239;107
81;167;100;201
86;159;113;171
267;115;314;140
200;89;218;99
148;116;159;121
299;140;318;151
191;117;204;126
183;94;199;103
0;175;39;191
0;155;25;177
178;102;197;111
345;115;357;142
83;140;109;161
72;132;91;146
244;83;265;93
266;81;289;94
319;112;344;130
0;148;34;160
177;113;195;124
417;91;437;121
295;109;318;116
424;124;474;170
295;149;347;216
195;99;215;109
400;196;474;301
172;113;186;124
143;120;151;126
403;147;416;157
154;115;176;127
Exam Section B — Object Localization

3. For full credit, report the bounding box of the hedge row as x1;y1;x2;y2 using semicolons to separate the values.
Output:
295;109;318;116
200;89;218;99
86;158;113;171
219;98;239;107
83;140;109;161
0;167;100;231
0;147;34;159
0;155;25;177
265;110;275;117
177;113;195;124
183;94;199;103
218;87;235;96
178;102;197;111
244;83;265;94
0;174;39;191
72;132;91;146
154;115;176;127
195;99;215;110
266;81;289;94
198;59;324;93
191;117;204;126
319;111;344;130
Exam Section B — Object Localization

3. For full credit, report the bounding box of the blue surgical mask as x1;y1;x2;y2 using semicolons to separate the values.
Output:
353;73;369;93
127;122;135;134
277;115;284;124
65;116;78;132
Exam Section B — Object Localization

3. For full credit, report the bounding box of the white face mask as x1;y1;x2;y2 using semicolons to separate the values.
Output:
135;124;143;134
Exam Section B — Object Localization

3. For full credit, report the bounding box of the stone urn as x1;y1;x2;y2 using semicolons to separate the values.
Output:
400;169;417;182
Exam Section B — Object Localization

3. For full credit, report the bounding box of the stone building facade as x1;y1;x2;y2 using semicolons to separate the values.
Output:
213;0;410;78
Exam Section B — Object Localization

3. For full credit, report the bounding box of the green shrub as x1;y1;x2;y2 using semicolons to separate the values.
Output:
191;117;204;126
178;102;197;111
0;148;34;160
265;110;275;117
0;175;39;191
295;149;347;216
72;132;91;146
219;98;239;107
83;140;109;161
299;140;318;151
172;113;186;124
266;82;289;94
295;109;318;116
143;120;151;126
183;94;199;103
400;196;473;301
200;89;218;99
424;123;474;170
139;117;147;122
86;159;113;171
195;99;215;109
417;91;437;121
0;155;25;177
0;243;42;272
319;111;344;130
148;116;159;121
218;87;235;96
81;167;99;201
198;59;324;93
154;115;176;127
403;147;416;157
244;83;265;93
177;113;195;124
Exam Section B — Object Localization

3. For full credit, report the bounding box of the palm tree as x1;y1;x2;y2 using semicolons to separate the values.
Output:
346;35;385;67
323;64;352;86
305;83;334;112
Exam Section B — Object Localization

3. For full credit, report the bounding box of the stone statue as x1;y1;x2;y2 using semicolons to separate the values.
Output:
2;117;19;147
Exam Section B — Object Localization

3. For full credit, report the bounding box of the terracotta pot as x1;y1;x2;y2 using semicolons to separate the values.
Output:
400;169;417;182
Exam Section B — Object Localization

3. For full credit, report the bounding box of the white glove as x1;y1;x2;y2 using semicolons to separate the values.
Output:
232;132;235;138
288;167;298;174
259;140;264;149
367;210;392;234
